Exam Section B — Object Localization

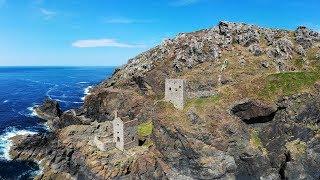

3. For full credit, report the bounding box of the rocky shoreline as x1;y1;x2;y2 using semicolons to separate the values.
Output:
9;21;320;179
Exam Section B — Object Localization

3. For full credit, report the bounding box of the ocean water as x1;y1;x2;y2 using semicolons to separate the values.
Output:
0;67;114;179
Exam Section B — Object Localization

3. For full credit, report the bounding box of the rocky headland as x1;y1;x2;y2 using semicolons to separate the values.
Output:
9;21;320;179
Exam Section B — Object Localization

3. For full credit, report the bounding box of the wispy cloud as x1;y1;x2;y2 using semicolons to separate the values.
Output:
40;8;57;20
170;0;200;6
105;17;153;24
72;39;145;48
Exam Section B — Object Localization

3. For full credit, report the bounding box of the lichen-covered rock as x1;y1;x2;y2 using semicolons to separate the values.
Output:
248;43;263;56
295;44;306;56
295;26;320;49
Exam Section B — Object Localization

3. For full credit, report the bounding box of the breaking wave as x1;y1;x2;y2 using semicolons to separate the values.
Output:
81;86;93;101
0;127;37;160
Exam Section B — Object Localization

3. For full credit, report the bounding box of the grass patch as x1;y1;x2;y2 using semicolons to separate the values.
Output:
250;129;268;155
260;71;320;98
138;121;153;137
185;95;220;109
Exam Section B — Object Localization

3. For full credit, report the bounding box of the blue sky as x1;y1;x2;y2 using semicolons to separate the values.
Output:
0;0;319;66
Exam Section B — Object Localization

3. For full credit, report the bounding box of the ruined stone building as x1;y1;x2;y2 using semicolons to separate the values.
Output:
165;79;186;109
112;112;138;151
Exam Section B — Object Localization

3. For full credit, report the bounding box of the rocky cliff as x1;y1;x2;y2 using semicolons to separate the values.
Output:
10;21;320;179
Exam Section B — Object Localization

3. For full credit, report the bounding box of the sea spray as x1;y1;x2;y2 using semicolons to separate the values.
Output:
81;85;93;101
0;127;37;160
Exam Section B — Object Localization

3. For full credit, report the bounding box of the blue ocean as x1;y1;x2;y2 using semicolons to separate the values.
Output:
0;67;114;179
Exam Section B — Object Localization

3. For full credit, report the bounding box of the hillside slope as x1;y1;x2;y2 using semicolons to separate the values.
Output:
10;21;320;179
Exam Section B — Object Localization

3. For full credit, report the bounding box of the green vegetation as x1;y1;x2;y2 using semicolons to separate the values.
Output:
260;71;320;98
250;129;268;155
186;94;220;109
138;121;153;137
250;129;262;147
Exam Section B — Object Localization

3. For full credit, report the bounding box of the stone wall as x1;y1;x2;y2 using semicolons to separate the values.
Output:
123;122;138;149
113;117;124;150
113;117;138;151
165;79;186;109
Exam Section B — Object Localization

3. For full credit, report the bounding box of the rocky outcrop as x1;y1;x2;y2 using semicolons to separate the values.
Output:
153;122;237;179
259;93;320;179
35;99;89;130
9;21;320;179
35;99;62;120
10;122;165;180
295;26;320;49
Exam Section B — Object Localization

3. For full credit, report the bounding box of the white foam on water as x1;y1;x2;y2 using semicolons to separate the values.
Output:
81;85;92;101
54;99;68;103
84;86;92;95
18;105;39;117
0;127;37;160
3;100;9;103
27;106;39;117
77;81;89;84
45;85;59;99
41;122;51;132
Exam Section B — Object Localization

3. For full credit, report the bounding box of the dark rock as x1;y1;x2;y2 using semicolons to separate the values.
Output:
35;98;62;120
261;61;270;68
231;100;278;124
132;76;147;92
57;110;85;127
277;93;320;125
153;122;236;179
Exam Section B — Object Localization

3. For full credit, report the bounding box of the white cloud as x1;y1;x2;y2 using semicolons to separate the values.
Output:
105;17;153;24
40;8;57;20
170;0;200;6
72;39;145;48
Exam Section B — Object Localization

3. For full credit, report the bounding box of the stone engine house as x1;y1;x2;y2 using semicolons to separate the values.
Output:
112;112;138;151
165;79;186;109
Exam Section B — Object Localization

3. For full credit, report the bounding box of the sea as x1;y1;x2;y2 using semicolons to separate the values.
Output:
0;66;115;179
